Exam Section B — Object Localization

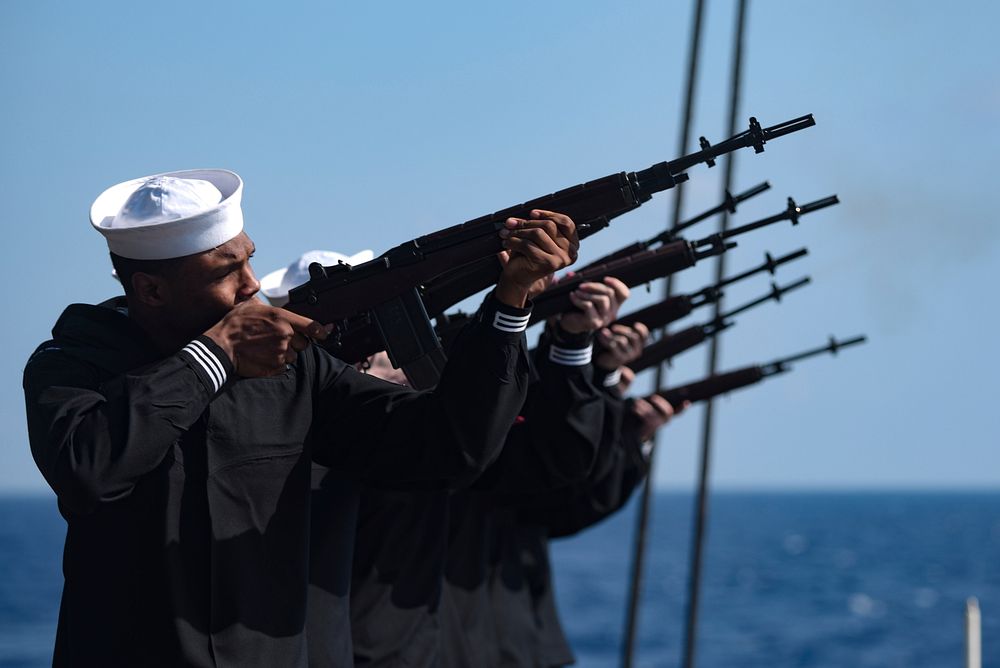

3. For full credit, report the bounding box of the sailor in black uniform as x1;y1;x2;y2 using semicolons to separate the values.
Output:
22;169;577;667
460;324;686;668
341;277;628;667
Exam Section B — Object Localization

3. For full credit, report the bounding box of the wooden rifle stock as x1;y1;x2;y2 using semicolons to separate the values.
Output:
656;366;767;405
651;333;866;406
528;240;722;325
629;325;717;374
614;293;712;331
420;172;661;318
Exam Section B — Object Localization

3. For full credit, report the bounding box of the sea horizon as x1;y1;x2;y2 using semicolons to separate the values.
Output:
2;490;997;667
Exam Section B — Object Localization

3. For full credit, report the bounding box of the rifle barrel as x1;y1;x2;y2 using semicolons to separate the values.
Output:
635;114;815;194
717;247;808;289
719;276;811;320
697;195;838;248
763;335;867;373
667;181;771;239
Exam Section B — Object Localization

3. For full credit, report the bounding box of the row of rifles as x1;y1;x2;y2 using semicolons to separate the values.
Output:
285;112;866;401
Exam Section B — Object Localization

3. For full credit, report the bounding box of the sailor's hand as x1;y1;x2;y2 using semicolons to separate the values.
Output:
596;322;649;370
560;276;629;334
630;395;690;442
361;351;409;385
495;210;578;308
205;302;331;377
497;251;554;301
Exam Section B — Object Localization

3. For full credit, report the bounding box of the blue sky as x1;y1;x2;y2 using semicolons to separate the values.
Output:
1;0;997;493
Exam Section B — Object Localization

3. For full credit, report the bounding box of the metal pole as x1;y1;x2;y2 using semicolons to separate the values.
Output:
680;1;748;667
621;1;706;666
966;597;981;668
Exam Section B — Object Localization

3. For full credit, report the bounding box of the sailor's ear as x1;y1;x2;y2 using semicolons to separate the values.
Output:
130;272;170;307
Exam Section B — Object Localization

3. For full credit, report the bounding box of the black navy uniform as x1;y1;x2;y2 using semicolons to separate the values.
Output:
344;328;604;668
472;378;649;668
22;294;531;667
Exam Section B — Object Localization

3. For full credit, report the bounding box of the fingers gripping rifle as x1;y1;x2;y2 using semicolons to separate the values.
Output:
420;114;816;318
627;276;812;373
612;247;808;331
651;335;867;405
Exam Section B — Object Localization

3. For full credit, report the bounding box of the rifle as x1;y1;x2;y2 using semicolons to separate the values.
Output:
419;115;815;318
286;114;816;388
613;247;808;331
574;181;771;272
527;192;836;325
651;335;867;406
627;277;811;373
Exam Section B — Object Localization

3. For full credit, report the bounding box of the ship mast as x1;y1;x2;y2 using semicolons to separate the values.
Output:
681;1;750;666
620;1;706;665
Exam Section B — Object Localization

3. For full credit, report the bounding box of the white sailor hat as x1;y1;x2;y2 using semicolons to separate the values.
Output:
260;249;375;306
90;169;244;260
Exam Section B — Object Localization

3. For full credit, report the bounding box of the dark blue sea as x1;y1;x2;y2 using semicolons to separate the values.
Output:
1;492;997;667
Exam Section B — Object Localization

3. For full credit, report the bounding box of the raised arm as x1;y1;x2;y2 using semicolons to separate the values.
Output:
23;319;235;515
309;211;580;489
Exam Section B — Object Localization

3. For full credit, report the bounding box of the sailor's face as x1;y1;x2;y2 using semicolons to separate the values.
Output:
167;231;261;331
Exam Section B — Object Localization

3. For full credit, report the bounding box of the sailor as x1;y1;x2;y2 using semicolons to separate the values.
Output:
22;169;577;667
338;270;626;666
342;274;626;667
463;322;688;668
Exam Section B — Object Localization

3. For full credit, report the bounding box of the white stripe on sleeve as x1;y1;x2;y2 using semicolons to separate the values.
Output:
602;368;623;387
493;311;531;333
181;342;224;392
549;344;593;366
189;340;227;387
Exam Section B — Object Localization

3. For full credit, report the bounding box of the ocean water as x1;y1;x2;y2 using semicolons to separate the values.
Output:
0;492;997;667
552;491;1000;667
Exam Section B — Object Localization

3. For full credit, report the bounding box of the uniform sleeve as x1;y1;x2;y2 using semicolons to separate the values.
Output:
469;325;604;493
22;336;232;515
308;294;531;489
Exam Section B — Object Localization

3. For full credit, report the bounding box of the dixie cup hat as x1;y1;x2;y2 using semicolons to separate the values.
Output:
90;169;244;260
